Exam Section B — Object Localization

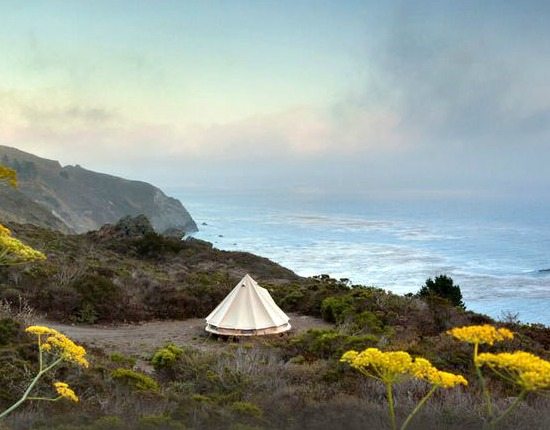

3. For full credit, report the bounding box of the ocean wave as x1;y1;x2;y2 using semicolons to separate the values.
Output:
185;195;550;325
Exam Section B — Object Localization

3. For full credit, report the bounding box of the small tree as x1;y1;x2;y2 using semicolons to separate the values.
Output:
417;275;465;309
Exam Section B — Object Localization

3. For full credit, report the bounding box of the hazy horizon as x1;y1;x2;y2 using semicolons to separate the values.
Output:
2;1;550;203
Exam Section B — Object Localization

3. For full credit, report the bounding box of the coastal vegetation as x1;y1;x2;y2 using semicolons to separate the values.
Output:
0;212;549;428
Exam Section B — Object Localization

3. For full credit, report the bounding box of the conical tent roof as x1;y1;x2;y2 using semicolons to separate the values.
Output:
205;274;291;336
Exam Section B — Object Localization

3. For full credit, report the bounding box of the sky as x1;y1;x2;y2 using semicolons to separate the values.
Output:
1;0;550;202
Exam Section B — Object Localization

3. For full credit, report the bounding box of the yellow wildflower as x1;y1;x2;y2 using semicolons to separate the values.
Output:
54;382;79;403
447;325;514;346
0;165;17;188
341;348;414;383
25;326;60;336
410;357;468;388
43;333;89;368
26;326;89;368
430;370;468;388
342;348;468;430
0;225;46;265
477;351;550;392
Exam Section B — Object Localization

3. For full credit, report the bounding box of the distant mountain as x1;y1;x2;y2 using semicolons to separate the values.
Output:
0;145;198;234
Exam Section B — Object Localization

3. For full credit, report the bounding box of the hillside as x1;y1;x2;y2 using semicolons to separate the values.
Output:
0;183;71;232
0;218;549;429
1;216;299;323
0;145;197;234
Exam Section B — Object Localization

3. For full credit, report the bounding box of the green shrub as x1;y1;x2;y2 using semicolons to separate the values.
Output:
72;273;122;322
151;343;184;369
288;329;378;360
229;425;263;430
110;352;137;368
191;394;212;403
137;415;186;430
0;318;20;345
321;296;352;323
111;368;159;392
352;311;384;334
230;401;263;418
279;290;305;308
133;233;184;259
88;416;126;430
77;302;99;324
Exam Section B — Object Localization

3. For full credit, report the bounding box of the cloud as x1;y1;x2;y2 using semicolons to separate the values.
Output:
366;2;550;148
0;86;407;166
1;1;549;199
22;104;116;125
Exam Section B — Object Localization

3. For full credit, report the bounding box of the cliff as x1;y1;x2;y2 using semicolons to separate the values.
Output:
0;145;197;234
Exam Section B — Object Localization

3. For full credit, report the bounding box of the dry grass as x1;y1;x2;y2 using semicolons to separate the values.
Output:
0;296;38;326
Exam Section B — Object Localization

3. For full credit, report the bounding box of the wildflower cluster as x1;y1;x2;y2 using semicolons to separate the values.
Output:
342;348;466;388
341;348;467;430
447;324;514;346
54;382;79;403
1;326;88;419
0;165;17;188
0;224;46;265
341;348;413;383
411;358;468;388
477;351;550;392
26;326;89;368
448;324;550;427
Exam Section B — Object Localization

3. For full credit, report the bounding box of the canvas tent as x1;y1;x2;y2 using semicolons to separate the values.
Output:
205;274;291;336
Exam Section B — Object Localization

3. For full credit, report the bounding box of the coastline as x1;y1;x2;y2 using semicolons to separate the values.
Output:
178;190;550;326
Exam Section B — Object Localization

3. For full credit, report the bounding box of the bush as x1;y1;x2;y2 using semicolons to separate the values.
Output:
87;416;126;430
133;233;184;259
72;273;123;322
417;275;465;309
321;296;352;323
111;368;159;392
320;292;386;334
0;318;20;345
288;329;378;361
137;415;186;430
110;352;137;368
352;311;384;334
230;401;263;418
151;344;184;369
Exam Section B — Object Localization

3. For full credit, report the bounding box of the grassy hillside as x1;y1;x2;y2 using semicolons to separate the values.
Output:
0;219;299;324
0;185;70;233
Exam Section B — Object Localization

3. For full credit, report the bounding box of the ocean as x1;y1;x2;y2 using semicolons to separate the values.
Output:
173;188;550;326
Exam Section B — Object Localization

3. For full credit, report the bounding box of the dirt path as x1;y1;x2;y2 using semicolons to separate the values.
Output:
42;313;332;359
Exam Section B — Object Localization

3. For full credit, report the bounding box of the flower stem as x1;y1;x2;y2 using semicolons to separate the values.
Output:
386;382;397;430
400;385;437;430
0;372;42;419
0;357;63;420
27;397;61;402
38;334;43;372
474;343;493;421
489;391;526;428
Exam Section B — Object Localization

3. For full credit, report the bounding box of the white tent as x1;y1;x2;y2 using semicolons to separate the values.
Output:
205;274;291;336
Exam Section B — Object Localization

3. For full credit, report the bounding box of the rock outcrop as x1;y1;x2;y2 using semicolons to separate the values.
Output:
93;215;156;241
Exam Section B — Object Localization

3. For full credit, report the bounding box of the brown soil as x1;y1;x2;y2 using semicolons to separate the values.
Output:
42;313;331;360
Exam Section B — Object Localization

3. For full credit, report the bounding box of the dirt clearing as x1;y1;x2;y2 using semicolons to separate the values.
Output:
42;313;332;358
